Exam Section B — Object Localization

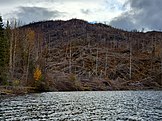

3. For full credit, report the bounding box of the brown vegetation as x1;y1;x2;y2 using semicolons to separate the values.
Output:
1;18;162;92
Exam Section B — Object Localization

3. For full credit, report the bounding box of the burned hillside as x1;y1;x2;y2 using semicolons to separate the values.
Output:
11;19;162;90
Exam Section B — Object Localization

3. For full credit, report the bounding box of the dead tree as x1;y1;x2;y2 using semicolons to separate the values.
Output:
105;48;108;77
96;47;98;76
129;33;132;80
160;35;162;85
69;41;72;73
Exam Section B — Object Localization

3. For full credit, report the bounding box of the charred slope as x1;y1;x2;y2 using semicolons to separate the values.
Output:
21;19;162;90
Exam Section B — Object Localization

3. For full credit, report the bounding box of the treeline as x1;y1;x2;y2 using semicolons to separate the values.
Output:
0;16;46;91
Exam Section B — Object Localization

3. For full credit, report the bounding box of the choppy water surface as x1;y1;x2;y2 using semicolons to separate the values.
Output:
0;91;162;121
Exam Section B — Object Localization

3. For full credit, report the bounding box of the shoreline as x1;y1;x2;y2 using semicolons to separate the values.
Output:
1;87;162;97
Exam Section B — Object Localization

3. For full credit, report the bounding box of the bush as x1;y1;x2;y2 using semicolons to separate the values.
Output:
13;80;20;86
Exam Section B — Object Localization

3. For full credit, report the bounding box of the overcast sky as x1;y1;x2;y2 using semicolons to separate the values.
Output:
0;0;161;31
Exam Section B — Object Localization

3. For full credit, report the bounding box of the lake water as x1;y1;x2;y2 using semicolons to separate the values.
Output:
0;91;162;121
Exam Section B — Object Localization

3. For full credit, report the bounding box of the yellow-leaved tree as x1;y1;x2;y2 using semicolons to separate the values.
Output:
34;66;42;81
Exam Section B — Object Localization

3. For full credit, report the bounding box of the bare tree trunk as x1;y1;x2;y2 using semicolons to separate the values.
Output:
160;52;162;86
96;47;98;76
113;35;116;49
12;29;17;81
151;36;154;71
160;36;162;86
69;41;72;73
105;48;108;76
9;29;14;81
25;48;30;85
161;55;162;86
129;34;132;80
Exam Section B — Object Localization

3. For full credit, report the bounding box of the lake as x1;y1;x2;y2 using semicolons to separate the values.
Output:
0;91;162;121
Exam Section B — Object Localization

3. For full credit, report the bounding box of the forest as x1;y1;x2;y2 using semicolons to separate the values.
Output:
0;16;43;94
0;16;162;95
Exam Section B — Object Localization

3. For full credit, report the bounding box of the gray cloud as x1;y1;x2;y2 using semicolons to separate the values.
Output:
0;0;54;5
81;9;91;15
12;7;63;23
0;0;22;5
0;0;93;5
110;11;137;30
110;0;162;31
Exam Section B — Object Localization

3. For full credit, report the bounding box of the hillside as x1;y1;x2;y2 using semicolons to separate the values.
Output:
7;19;162;91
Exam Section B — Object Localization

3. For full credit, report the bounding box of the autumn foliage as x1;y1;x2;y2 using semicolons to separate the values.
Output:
34;67;42;81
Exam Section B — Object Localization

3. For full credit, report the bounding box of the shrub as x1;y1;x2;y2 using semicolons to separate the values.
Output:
13;80;20;86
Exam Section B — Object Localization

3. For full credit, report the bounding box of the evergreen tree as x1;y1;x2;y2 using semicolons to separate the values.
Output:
0;16;10;84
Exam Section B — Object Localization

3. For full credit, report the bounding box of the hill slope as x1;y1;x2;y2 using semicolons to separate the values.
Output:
17;19;162;90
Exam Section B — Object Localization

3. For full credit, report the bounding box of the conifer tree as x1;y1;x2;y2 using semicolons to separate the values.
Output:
0;16;9;84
